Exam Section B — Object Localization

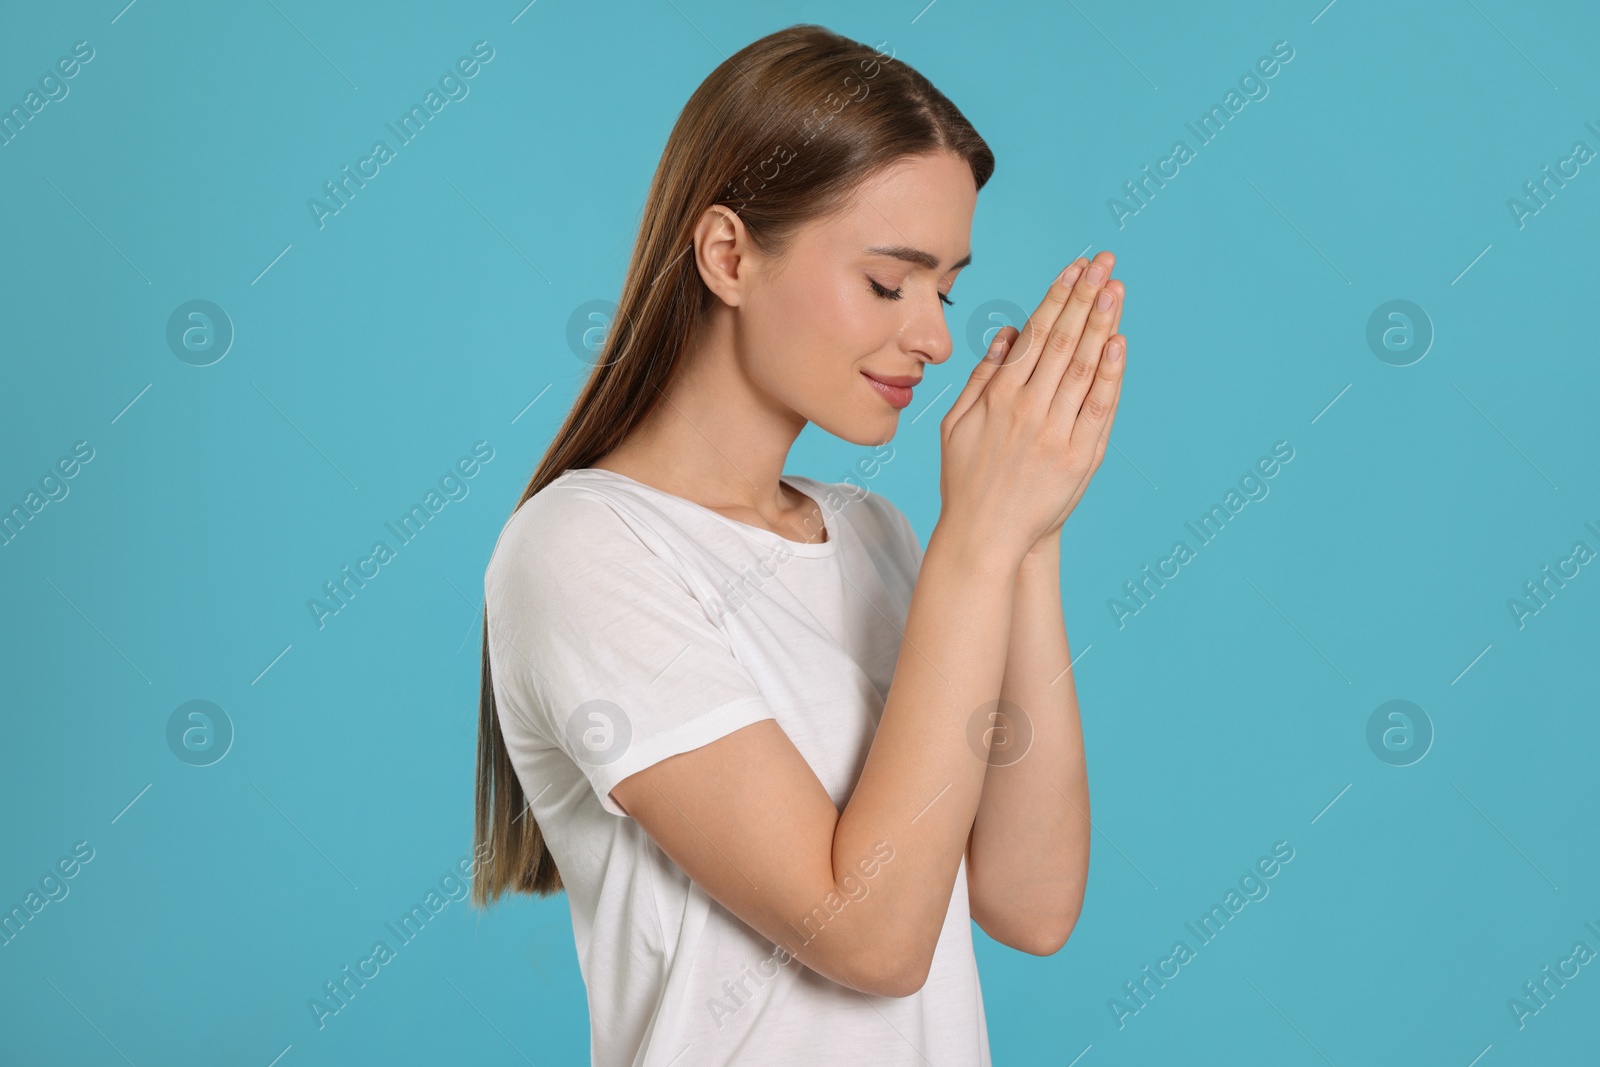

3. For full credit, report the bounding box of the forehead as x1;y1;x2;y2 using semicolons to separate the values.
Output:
807;152;977;269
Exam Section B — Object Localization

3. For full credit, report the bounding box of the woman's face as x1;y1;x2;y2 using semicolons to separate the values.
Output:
731;150;978;446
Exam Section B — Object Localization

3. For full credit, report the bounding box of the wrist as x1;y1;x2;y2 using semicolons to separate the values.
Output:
1023;531;1062;565
926;520;1024;580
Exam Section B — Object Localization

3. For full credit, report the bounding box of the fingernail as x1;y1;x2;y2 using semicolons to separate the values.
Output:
984;335;1007;362
1086;261;1107;286
1095;289;1114;312
1105;340;1124;364
1059;263;1082;288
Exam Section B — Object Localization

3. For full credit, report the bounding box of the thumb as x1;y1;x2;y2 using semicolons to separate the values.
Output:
944;326;1017;427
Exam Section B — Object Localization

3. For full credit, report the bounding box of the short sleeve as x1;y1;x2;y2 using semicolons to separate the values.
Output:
484;487;776;817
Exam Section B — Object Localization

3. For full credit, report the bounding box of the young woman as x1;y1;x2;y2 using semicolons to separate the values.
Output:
473;23;1125;1066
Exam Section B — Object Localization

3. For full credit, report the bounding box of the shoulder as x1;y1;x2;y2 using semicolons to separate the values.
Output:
491;472;622;555
485;473;662;600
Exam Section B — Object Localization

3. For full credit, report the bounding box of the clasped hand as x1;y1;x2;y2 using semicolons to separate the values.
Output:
937;250;1127;566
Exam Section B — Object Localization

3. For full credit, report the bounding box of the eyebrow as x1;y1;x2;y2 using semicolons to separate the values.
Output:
864;245;973;273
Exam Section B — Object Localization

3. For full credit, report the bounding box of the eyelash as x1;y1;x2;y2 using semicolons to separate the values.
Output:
869;277;955;307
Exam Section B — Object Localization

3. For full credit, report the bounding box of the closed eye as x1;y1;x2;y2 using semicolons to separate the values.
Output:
868;277;955;307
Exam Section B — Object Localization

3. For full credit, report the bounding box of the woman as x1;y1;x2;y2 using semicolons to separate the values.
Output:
474;23;1126;1066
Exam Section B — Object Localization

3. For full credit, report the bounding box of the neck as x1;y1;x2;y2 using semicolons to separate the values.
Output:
594;328;805;520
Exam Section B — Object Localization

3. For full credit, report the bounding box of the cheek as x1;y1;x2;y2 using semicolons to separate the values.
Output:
813;275;876;344
756;275;883;389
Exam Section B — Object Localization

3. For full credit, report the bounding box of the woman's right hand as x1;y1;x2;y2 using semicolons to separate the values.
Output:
934;250;1126;567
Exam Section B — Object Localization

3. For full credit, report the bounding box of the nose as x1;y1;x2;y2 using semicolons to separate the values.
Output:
905;290;955;366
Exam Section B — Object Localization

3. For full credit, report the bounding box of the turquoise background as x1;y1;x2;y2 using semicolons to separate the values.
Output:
3;0;1597;1063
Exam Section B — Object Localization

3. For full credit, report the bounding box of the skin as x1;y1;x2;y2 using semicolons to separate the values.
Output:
593;149;1127;997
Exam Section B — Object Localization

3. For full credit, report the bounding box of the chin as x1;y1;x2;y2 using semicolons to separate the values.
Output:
805;407;900;447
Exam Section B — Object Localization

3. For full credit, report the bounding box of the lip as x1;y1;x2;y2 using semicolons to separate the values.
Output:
862;371;918;410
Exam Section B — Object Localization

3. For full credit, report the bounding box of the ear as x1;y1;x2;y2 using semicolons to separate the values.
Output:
693;205;751;308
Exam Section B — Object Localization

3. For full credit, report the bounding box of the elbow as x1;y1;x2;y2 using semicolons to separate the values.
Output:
858;958;933;999
979;900;1082;957
1024;898;1084;957
1014;912;1079;957
846;939;936;999
970;865;1087;958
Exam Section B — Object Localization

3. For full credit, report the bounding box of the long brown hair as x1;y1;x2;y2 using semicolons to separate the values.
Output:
472;22;994;905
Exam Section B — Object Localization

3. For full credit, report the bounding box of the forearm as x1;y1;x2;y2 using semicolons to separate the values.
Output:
967;537;1091;952
829;521;1017;991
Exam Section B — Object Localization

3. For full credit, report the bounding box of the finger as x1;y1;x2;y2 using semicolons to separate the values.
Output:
1107;279;1125;337
1065;333;1126;468
943;325;1019;429
1030;251;1115;395
1050;277;1121;424
1056;369;1122;522
1055;345;1124;517
989;258;1087;386
1091;365;1123;466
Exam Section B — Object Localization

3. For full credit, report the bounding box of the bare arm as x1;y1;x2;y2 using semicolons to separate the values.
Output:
965;262;1125;955
611;255;1123;996
965;537;1091;955
611;526;1015;998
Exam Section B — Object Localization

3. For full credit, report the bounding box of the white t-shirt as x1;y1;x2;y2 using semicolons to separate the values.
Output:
483;466;991;1067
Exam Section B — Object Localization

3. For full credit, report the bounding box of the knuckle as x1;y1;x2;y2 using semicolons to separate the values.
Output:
1064;354;1096;383
1044;327;1078;359
1082;393;1111;420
